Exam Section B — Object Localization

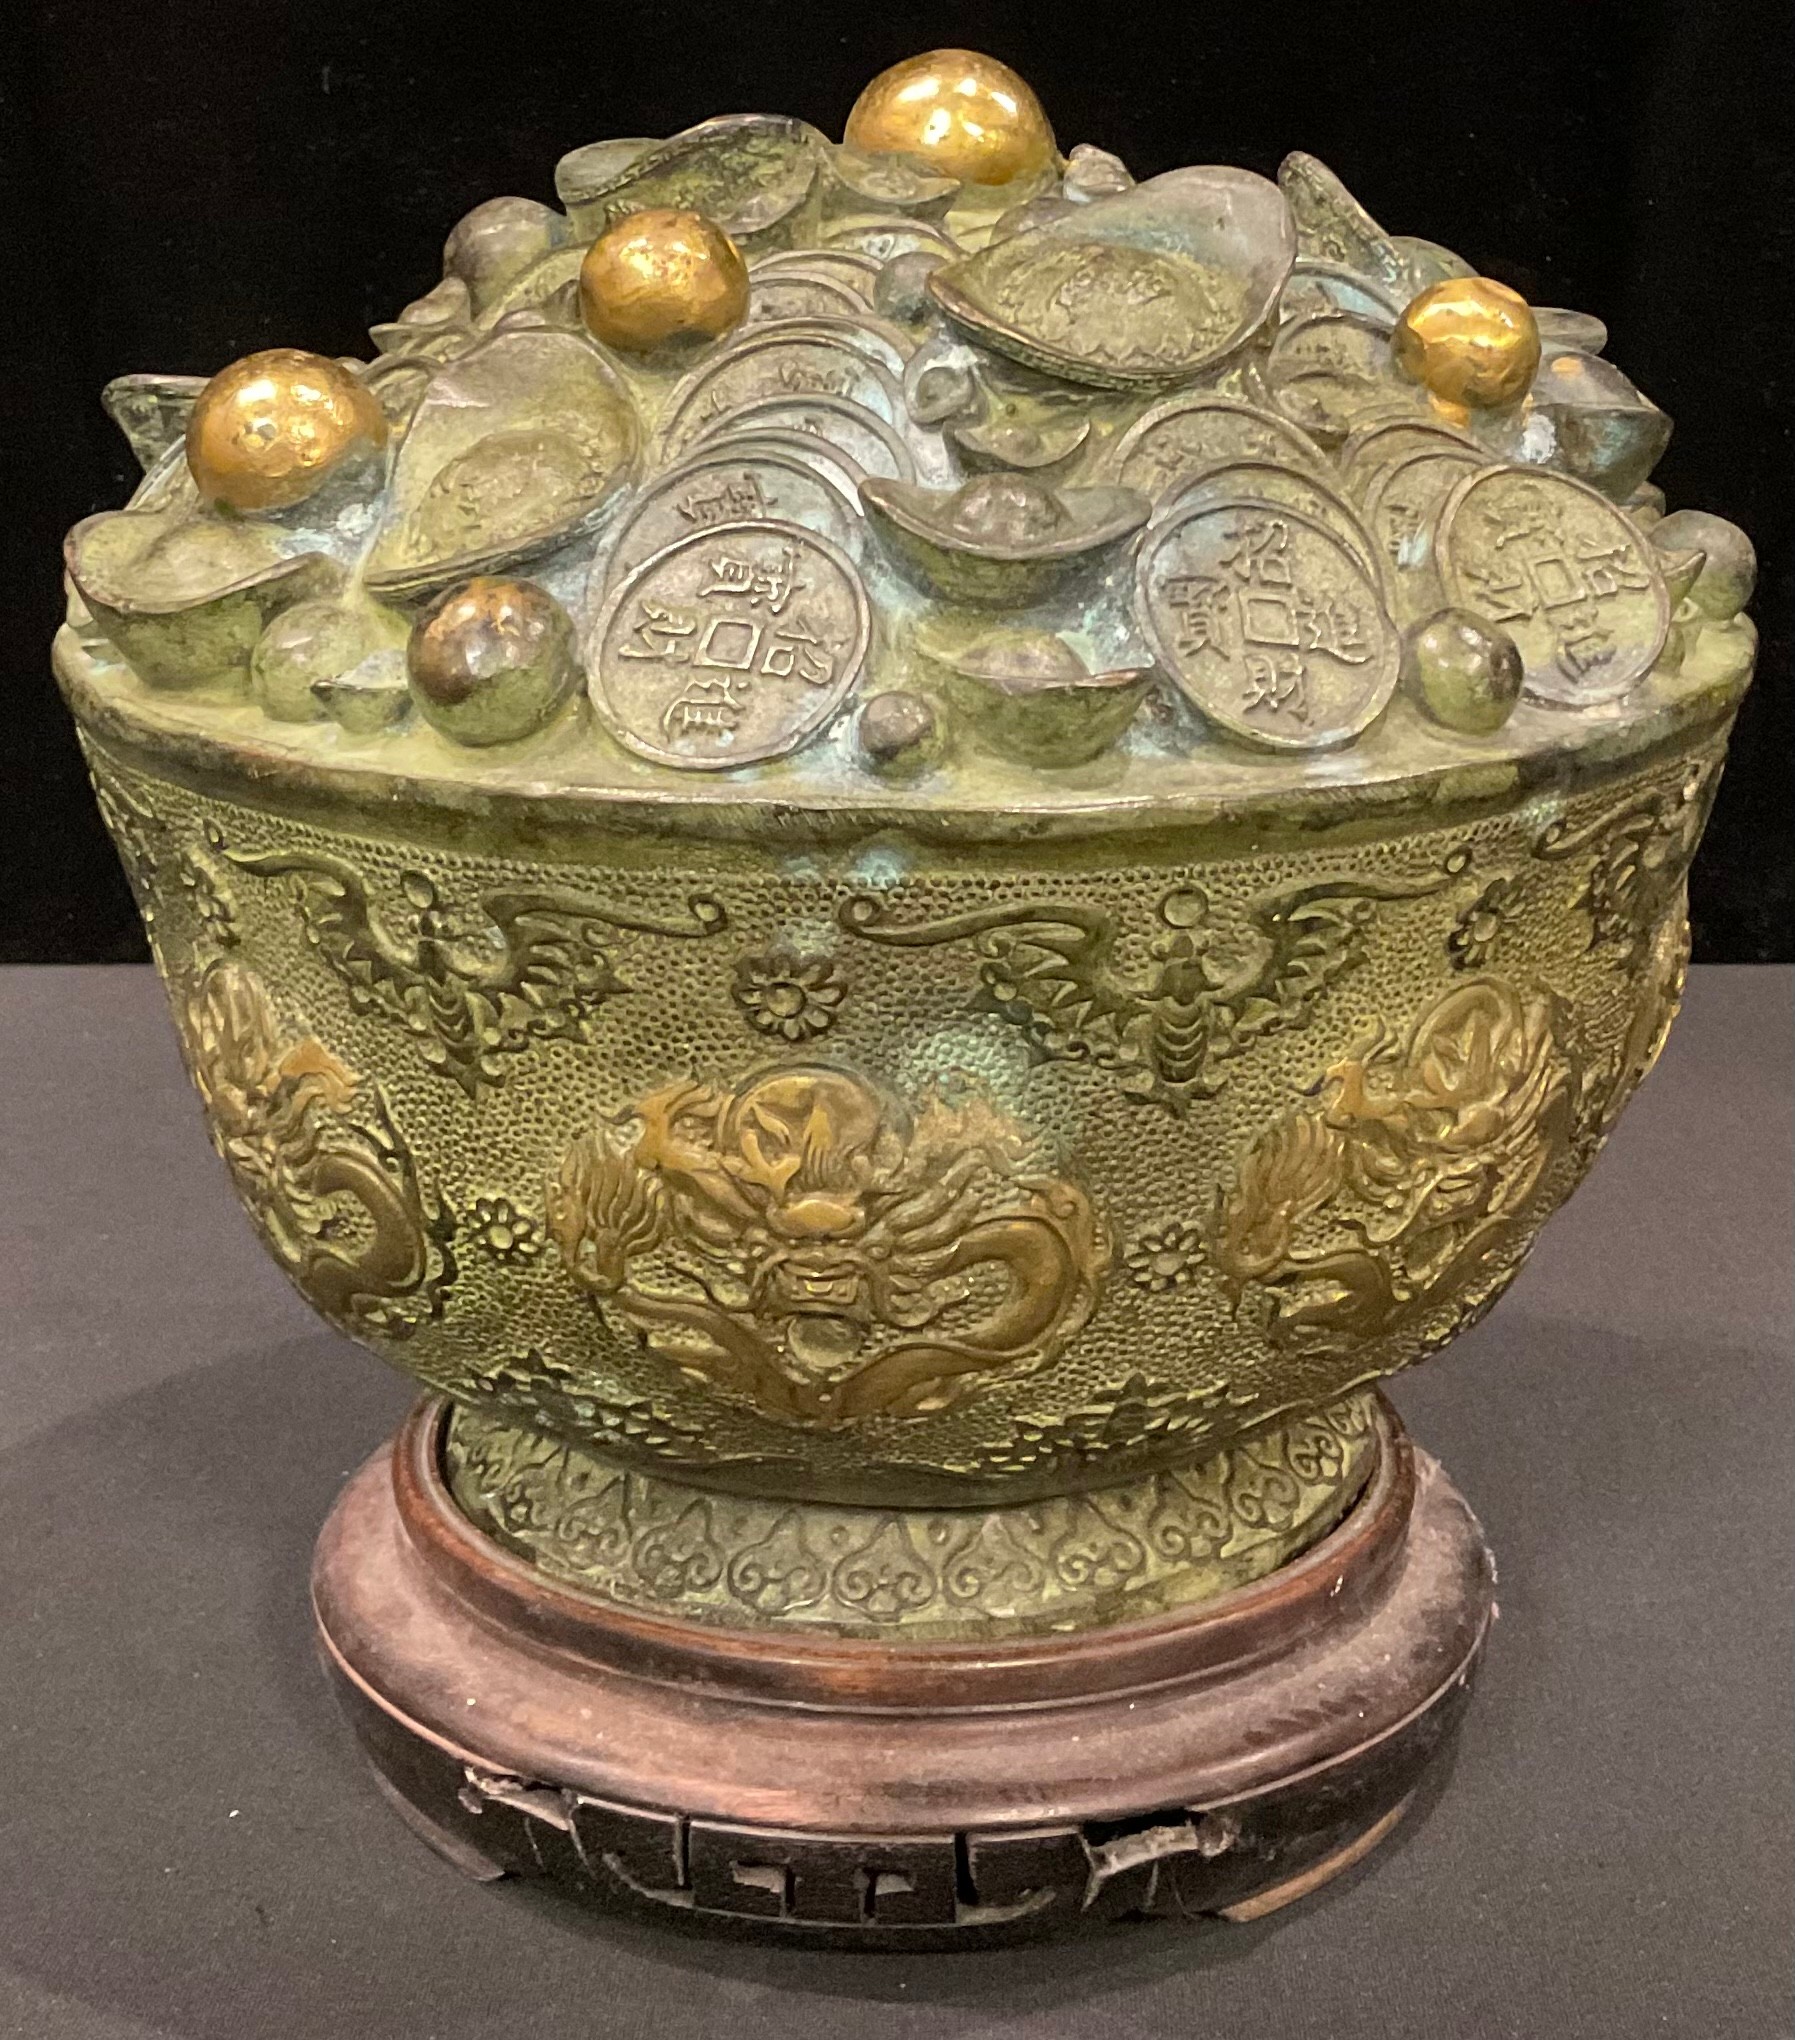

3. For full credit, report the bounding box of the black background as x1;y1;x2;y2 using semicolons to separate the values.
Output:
4;0;1790;961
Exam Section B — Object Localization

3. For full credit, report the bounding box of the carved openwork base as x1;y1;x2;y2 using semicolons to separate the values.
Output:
313;1396;1493;1946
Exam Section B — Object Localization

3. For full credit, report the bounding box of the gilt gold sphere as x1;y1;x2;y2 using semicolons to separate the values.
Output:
1392;276;1542;410
185;349;388;511
407;576;578;747
844;49;1057;188
577;209;748;354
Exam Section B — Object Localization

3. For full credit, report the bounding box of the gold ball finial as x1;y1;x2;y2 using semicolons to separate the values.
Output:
1392;277;1542;410
186;349;388;511
578;209;748;355
844;50;1057;187
407;577;578;747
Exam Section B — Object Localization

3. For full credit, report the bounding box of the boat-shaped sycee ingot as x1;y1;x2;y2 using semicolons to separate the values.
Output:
861;472;1149;603
1525;347;1673;502
920;623;1154;765
1277;151;1473;306
554;114;827;251
64;504;344;690
100;373;209;474
367;274;478;366
824;144;962;222
950;409;1091;476
927;167;1297;389
364;328;640;600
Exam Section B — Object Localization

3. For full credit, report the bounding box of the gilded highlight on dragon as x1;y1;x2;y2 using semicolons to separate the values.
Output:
550;1063;1107;1425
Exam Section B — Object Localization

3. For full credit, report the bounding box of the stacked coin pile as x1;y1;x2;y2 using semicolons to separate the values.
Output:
67;51;1755;780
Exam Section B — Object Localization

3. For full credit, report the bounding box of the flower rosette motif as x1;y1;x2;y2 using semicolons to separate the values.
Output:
469;1195;544;1264
730;949;847;1041
1124;1221;1205;1293
1449;874;1523;971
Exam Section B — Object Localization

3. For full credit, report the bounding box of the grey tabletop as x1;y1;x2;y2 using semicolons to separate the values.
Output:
1;964;1789;2040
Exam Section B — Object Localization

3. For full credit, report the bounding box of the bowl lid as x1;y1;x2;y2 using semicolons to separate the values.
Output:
58;52;1756;839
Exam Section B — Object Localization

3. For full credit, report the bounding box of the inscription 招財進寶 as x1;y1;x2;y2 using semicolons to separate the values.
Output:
1138;503;1399;748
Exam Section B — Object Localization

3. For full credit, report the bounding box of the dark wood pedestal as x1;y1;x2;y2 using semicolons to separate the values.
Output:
313;1396;1494;1946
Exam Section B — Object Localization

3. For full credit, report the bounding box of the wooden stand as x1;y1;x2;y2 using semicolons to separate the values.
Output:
313;1396;1493;1946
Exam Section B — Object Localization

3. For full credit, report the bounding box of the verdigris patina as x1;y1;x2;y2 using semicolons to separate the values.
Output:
55;47;1755;1944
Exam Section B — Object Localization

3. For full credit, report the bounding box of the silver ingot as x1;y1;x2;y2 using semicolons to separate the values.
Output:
1534;307;1609;357
551;139;658;224
64;505;345;690
825;144;960;221
927;167;1296;390
861;473;1149;604
1527;348;1672;501
1276;152;1411;299
919;624;1154;767
100;373;208;473
555;115;826;250
1278;154;1474;306
365;329;640;600
950;412;1092;477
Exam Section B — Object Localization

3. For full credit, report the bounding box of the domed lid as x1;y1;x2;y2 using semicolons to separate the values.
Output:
58;50;1755;844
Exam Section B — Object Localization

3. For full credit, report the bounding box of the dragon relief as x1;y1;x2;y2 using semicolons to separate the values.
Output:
839;859;1466;1110
175;958;452;1338
1571;901;1692;1165
1209;975;1578;1356
547;1063;1108;1426
87;746;241;961
86;749;167;946
226;846;728;1096
1535;751;1723;971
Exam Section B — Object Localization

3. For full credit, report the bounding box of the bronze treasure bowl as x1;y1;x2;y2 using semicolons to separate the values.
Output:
54;47;1756;1946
